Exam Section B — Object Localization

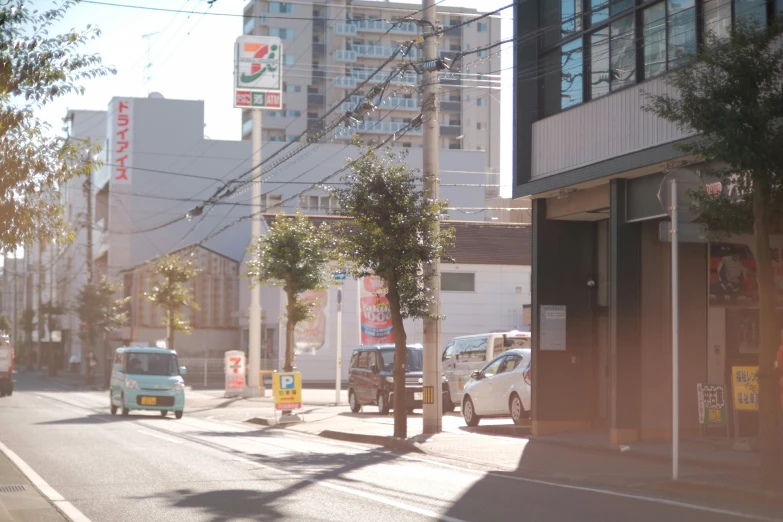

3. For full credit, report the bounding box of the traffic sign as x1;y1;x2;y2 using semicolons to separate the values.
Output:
658;169;704;223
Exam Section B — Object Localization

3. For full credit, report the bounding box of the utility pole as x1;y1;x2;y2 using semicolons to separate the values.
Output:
12;253;18;352
246;109;263;397
36;235;44;372
421;0;442;434
83;179;94;379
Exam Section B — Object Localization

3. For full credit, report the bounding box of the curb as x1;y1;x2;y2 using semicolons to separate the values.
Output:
525;436;759;472
318;430;425;453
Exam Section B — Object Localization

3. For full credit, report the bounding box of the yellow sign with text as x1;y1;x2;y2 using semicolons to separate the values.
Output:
731;366;759;412
272;372;302;411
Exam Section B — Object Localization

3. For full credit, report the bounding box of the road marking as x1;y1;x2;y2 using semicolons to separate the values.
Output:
136;429;182;444
233;456;472;522
0;440;92;522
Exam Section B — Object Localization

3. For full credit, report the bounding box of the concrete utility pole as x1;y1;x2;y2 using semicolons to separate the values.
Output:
12;253;18;350
36;235;44;372
246;109;263;398
83;179;93;378
421;0;442;434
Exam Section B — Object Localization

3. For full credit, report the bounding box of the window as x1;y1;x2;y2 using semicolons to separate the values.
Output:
269;2;294;13
482;356;504;378
643;2;667;79
611;0;634;16
357;351;369;369
667;0;697;69
477;50;488;57
350;352;359;369
477;22;488;32
591;0;609;25
442;272;475;291
498;355;523;374
266;193;282;211
589;28;610;99
561;39;584;109
267;110;282;118
561;0;582;37
463;337;489;363
284;84;301;93
449;142;461;150
285;135;298;142
610;15;635;91
244;17;254;34
703;0;732;39
476;122;483;130
735;0;767;24
269;28;294;39
285;109;301;118
284;55;295;65
242;118;252;136
477;97;487;107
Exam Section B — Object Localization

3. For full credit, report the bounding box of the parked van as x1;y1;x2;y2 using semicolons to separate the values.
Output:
442;331;531;407
347;343;450;414
109;346;187;418
0;334;14;397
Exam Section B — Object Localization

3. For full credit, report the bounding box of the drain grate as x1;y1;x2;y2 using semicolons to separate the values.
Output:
0;485;25;493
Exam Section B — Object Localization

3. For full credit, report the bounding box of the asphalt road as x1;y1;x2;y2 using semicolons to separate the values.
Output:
0;374;779;522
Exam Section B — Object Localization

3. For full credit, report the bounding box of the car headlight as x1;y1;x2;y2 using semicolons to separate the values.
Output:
172;381;185;391
125;377;139;389
385;376;394;384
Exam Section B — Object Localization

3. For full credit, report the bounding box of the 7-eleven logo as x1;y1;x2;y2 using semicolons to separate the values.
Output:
241;42;278;83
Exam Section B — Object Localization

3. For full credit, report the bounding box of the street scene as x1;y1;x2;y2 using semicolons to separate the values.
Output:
2;0;783;520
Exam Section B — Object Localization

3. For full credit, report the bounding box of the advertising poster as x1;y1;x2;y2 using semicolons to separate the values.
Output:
360;275;393;345
696;383;728;426
730;366;760;412
294;289;328;354
709;235;783;307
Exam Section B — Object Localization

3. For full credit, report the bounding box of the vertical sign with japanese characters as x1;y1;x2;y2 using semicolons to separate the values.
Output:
696;383;728;426
730;366;759;411
224;350;246;397
109;98;133;185
234;36;283;109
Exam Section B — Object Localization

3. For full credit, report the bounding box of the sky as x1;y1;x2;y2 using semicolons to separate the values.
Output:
35;0;514;176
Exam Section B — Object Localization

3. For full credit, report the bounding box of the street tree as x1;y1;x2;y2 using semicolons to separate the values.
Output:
644;19;783;488
246;213;330;373
0;313;10;334
330;144;453;439
145;253;200;351
18;308;35;363
74;276;128;367
1;0;114;251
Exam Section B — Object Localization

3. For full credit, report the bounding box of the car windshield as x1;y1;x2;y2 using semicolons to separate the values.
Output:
379;349;423;372
125;352;179;376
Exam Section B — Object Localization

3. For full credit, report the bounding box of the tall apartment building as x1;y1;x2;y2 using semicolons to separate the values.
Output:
514;0;783;442
241;0;502;192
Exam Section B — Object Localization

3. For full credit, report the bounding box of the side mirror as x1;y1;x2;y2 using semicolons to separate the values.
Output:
471;370;483;380
113;363;122;372
179;366;187;375
370;364;379;374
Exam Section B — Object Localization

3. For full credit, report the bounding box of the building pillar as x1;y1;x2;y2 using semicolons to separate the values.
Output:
531;198;597;436
609;179;642;444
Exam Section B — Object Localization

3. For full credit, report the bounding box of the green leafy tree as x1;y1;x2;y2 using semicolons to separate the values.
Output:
145;253;200;351
330;144;453;438
246;214;330;373
74;276;128;354
1;0;114;251
644;19;783;488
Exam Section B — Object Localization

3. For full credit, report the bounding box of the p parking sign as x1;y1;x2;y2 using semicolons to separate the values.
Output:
273;372;302;411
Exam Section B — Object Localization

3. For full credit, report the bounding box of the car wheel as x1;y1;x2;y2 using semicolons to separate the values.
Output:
348;389;361;413
510;393;527;425
378;392;390;415
110;394;117;415
121;394;129;417
160;410;168;417
443;386;456;413
174;410;183;419
462;396;480;427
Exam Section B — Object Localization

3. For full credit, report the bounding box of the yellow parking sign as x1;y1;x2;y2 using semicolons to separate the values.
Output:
273;372;301;411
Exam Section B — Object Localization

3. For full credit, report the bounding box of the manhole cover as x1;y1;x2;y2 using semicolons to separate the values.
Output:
0;485;25;493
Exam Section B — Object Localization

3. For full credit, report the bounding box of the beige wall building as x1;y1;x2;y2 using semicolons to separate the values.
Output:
242;0;501;191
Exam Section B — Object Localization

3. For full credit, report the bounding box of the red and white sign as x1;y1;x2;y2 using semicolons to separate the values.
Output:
224;350;246;396
109;98;133;185
360;275;393;345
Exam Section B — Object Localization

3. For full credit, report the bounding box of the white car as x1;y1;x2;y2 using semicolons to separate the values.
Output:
461;348;531;427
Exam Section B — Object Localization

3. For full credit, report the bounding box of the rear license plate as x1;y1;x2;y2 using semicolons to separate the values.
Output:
140;397;157;406
414;392;423;400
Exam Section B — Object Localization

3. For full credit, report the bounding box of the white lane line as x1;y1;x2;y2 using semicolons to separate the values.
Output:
0;440;92;522
136;429;183;444
233;455;471;522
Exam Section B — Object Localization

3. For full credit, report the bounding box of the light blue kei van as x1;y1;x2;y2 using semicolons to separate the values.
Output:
109;346;187;418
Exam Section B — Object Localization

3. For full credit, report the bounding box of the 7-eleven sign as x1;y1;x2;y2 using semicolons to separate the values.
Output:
234;36;283;109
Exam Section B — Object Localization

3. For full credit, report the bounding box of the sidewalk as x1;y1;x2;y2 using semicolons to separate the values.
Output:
0;449;67;522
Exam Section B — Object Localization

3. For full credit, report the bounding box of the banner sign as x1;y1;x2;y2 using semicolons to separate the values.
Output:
730;366;760;412
273;372;302;411
294;289;327;354
697;383;728;426
234;36;283;109
109;98;133;185
360;275;393;345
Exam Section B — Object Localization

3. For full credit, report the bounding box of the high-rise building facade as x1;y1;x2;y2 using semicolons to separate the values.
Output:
241;0;502;186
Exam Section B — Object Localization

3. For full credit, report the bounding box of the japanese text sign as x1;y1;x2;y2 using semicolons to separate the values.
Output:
730;366;759;411
272;372;301;411
697;383;728;426
224;350;246;395
234;36;283;109
109;98;133;185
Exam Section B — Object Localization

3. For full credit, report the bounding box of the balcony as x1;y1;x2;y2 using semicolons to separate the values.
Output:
335;23;358;35
440;124;462;137
440;100;461;112
379;97;419;110
335;76;357;88
354;45;420;59
307;118;325;133
313;18;325;31
354;20;418;34
444;25;462;37
308;93;325;106
335;50;357;62
347;120;423;135
439;75;461;86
